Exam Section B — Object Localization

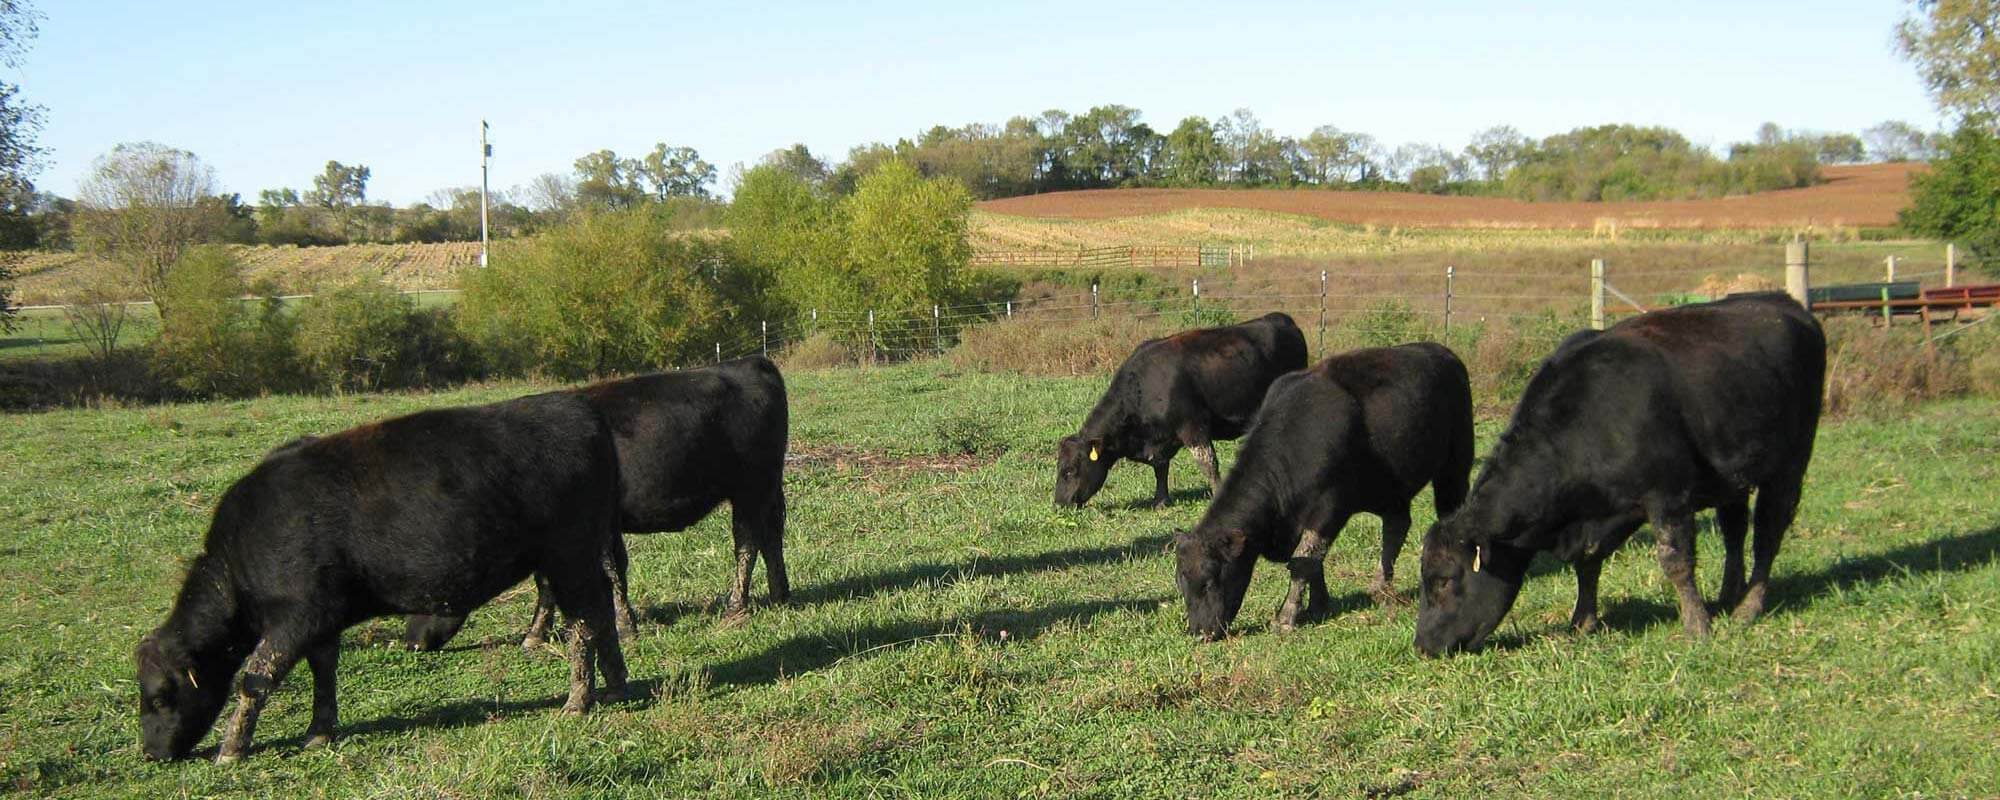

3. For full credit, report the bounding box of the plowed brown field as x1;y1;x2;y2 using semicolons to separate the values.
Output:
977;163;1919;229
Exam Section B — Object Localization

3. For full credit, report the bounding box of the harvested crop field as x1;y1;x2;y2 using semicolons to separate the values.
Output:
977;163;1920;230
6;241;480;306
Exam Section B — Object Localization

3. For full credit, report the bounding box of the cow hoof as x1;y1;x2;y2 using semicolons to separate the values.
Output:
1570;615;1601;634
520;636;546;651
303;733;336;750
1732;601;1765;624
560;700;589;716
214;752;243;765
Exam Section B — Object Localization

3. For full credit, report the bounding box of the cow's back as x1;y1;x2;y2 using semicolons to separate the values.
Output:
211;390;619;618
582;357;788;532
1154;313;1308;435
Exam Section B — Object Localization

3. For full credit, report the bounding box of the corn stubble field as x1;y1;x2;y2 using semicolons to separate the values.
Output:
3;362;1997;797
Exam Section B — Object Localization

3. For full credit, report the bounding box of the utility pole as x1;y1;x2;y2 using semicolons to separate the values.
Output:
480;120;492;268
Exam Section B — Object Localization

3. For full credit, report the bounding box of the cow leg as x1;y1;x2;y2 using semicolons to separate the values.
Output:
1649;505;1711;638
302;639;339;749
1275;514;1344;632
1738;477;1802;623
1186;442;1222;495
216;634;307;763
738;483;790;606
726;525;760;621
1571;556;1604;633
1715;494;1752;612
522;573;557;650
1151;460;1172;508
602;537;638;641
1370;507;1412;603
546;557;628;713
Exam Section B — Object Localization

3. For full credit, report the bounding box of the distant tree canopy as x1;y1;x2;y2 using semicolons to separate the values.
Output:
813;106;1891;203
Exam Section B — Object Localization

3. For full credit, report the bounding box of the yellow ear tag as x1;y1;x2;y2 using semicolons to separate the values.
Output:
185;669;200;689
1088;447;1100;462
1472;548;1482;573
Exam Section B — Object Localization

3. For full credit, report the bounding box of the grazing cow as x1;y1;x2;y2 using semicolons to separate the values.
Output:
1175;343;1474;640
1056;312;1308;508
404;357;789;651
136;391;627;762
1415;293;1825;657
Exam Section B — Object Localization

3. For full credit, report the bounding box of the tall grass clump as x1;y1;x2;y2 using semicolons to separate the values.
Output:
948;315;1176;376
1821;315;1997;417
460;209;753;379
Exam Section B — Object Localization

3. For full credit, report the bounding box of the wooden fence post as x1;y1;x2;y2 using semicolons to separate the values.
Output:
1444;265;1455;334
1885;255;1898;282
715;342;721;364
1006;300;1012;319
1946;244;1956;288
1786;239;1810;309
1590;258;1606;331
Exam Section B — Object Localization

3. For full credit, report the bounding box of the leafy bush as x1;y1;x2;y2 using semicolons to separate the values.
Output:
460;209;736;379
777;332;861;371
150;246;297;396
291;279;440;392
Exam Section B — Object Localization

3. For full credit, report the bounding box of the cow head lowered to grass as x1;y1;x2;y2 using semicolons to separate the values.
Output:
1053;435;1115;508
1412;517;1532;656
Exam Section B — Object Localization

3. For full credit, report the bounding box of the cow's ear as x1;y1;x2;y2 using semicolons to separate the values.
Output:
1222;529;1249;559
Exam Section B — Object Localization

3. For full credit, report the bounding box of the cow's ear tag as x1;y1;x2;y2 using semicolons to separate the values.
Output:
185;668;200;689
1471;546;1483;573
1088;447;1099;462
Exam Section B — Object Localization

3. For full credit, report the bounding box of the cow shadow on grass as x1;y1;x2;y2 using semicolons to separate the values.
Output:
788;533;1173;608
1480;525;2000;650
1108;487;1212;511
705;596;1171;687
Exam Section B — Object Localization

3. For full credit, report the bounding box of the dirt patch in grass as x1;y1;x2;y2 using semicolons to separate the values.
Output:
787;443;994;475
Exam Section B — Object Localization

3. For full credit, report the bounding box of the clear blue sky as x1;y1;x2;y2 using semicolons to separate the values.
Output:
18;0;1943;206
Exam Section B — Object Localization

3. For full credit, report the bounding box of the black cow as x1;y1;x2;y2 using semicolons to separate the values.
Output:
136;391;627;762
1174;343;1474;640
1056;312;1308;508
1415;293;1825;656
405;357;789;650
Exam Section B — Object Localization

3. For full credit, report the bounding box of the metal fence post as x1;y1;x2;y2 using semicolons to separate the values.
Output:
1444;265;1455;335
867;310;877;365
1786;239;1810;309
715;342;721;364
810;308;818;336
1590;258;1606;331
934;305;942;355
1092;283;1100;320
1317;270;1328;354
1192;278;1201;320
1946;243;1957;288
1006;300;1013;319
761;320;768;357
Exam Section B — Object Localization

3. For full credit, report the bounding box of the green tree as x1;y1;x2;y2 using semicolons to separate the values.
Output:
761;144;832;187
73;142;226;317
0;0;45;330
1900;123;2000;262
841;160;973;313
1864;120;1942;161
1464;125;1530;181
1159;117;1227;185
306;160;369;208
1897;0;2000;122
638;143;716;200
573;149;645;209
727;164;843;313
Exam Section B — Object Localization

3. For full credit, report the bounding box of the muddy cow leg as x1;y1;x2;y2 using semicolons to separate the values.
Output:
1181;427;1221;495
522;573;557;650
216;633;308;763
601;536;638;641
1649;503;1711;638
547;552;628;713
1715;495;1751;612
1275;511;1347;632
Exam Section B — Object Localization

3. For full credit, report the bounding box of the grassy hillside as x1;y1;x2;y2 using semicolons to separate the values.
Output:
3;364;1996;797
